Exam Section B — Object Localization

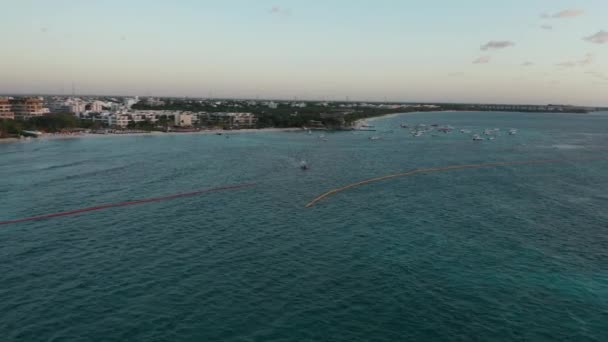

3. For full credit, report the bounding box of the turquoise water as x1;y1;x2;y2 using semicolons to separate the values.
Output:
1;111;608;341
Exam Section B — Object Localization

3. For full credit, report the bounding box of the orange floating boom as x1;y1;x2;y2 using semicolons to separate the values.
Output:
305;157;607;208
0;183;256;226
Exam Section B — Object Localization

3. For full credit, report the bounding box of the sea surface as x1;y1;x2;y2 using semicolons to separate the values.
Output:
1;111;608;341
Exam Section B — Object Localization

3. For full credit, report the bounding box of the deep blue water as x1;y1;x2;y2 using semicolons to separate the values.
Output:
1;111;607;341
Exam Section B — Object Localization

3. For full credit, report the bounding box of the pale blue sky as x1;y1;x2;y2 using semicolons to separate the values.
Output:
1;0;607;105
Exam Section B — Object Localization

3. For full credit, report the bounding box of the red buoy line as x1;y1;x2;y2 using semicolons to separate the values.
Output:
0;183;256;226
305;157;608;208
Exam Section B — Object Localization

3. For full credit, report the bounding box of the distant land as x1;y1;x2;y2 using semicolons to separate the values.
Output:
1;94;606;140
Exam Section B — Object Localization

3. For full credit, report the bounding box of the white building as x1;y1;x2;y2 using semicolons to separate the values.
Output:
123;97;139;109
108;114;130;128
174;113;193;127
89;101;104;112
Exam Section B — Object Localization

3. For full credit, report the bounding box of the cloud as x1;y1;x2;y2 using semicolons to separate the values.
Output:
579;53;594;66
473;56;491;64
557;53;594;67
557;61;576;68
541;9;584;19
540;24;553;30
583;31;608;44
521;62;534;67
585;71;608;81
269;5;291;16
480;41;515;51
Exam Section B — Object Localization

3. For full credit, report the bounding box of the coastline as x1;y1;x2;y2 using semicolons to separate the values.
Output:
0;127;304;144
353;109;486;127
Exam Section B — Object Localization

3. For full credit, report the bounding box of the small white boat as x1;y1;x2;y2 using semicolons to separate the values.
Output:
473;134;484;141
300;161;309;170
508;129;518;135
21;130;43;138
369;136;381;141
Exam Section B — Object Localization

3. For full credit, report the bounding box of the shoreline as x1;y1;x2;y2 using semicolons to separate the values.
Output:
0;127;304;144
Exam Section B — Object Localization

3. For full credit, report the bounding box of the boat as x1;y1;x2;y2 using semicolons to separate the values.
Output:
400;123;409;128
21;130;43;138
472;134;484;141
300;161;309;170
369;136;381;141
413;131;424;137
508;129;518;135
460;129;471;134
437;127;452;133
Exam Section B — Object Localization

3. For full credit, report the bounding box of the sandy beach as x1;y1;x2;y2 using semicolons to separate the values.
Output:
0;127;305;144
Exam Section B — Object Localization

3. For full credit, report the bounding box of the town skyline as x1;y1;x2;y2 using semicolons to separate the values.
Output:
1;1;607;105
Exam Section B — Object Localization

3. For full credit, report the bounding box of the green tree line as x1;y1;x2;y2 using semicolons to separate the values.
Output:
0;114;97;137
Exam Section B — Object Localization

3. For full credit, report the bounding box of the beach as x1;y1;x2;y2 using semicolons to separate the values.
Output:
0;127;304;144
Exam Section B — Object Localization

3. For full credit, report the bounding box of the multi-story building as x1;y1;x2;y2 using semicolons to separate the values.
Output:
10;97;49;119
174;113;193;127
0;98;15;119
200;112;257;128
107;114;130;128
88;101;104;113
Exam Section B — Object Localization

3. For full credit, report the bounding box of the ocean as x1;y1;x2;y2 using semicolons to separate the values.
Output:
1;111;607;341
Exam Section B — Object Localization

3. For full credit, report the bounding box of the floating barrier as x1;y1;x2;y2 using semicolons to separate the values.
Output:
0;183;255;225
305;157;607;208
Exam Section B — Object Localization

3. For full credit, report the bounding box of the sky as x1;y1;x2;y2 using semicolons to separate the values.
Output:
0;0;607;105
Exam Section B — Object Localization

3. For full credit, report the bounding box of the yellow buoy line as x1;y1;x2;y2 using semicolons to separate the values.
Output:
304;157;607;208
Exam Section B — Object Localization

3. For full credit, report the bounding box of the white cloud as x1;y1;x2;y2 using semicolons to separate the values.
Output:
541;9;584;19
585;71;608;81
480;41;515;51
557;53;594;67
583;31;608;44
269;5;291;16
473;56;491;64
